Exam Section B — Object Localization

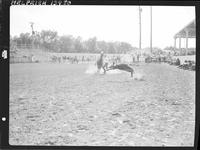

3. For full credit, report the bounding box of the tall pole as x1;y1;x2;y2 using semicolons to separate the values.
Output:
185;30;189;55
30;22;35;35
174;37;176;49
30;22;35;49
139;6;142;50
150;6;152;53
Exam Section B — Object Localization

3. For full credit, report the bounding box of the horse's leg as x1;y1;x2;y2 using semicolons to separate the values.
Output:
131;71;133;77
103;67;106;74
102;63;108;74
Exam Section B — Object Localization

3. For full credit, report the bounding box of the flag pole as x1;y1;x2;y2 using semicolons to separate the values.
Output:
150;6;152;53
139;6;142;50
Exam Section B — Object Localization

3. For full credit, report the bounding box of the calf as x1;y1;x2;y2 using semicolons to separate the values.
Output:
106;63;134;77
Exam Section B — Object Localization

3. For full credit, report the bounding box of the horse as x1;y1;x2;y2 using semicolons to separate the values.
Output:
96;52;105;73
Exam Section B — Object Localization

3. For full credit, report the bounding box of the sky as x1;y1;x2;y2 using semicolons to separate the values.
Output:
10;6;195;49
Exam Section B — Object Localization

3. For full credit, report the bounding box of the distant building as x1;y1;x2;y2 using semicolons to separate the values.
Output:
174;20;196;55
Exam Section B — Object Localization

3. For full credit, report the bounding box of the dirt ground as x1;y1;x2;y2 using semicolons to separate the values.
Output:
9;62;195;146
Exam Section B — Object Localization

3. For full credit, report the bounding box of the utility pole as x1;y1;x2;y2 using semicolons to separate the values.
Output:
29;22;35;49
150;6;152;54
30;22;35;35
139;6;142;50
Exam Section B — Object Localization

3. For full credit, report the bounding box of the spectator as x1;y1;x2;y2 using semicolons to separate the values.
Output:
175;58;180;66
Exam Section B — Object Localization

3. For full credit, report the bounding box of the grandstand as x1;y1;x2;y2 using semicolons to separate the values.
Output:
174;20;195;55
173;20;196;64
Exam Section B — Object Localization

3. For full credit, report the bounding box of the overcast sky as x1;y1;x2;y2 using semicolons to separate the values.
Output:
10;6;195;49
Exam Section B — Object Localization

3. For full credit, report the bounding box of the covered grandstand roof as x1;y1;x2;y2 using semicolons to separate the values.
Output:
174;20;196;38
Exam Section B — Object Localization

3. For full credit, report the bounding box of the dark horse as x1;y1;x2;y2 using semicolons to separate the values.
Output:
106;63;134;77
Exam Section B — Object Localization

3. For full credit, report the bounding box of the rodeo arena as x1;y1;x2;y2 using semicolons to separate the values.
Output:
9;19;195;146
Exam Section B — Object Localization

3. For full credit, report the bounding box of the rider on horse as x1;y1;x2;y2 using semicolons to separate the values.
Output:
96;51;107;73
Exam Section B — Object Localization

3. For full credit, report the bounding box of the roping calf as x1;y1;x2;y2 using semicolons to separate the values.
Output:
105;63;134;77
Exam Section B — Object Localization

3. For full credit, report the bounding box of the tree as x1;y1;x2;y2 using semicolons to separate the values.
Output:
10;36;17;50
119;42;133;53
97;41;109;53
10;30;138;54
85;37;97;53
40;30;58;51
59;35;75;53
107;42;116;53
74;36;83;53
19;33;32;48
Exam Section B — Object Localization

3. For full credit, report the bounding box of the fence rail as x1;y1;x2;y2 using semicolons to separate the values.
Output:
10;56;33;64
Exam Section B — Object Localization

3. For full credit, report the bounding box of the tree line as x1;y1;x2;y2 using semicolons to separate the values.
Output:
10;30;137;54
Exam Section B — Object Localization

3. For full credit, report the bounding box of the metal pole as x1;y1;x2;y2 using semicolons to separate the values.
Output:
30;22;35;49
186;30;188;55
179;37;181;50
139;6;142;50
174;37;176;49
150;6;152;53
